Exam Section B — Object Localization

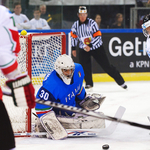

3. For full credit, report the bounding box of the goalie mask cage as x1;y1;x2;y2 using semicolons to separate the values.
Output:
1;32;66;136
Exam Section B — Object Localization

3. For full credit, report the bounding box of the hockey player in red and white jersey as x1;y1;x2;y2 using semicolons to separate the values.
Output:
0;5;35;150
142;14;150;57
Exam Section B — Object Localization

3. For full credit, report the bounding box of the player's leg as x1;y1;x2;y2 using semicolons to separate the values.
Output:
79;48;93;88
40;111;68;140
35;111;68;140
35;110;105;135
35;103;67;140
35;97;106;138
92;45;127;88
0;87;15;150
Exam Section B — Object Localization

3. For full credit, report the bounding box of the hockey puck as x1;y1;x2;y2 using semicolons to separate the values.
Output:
102;144;109;149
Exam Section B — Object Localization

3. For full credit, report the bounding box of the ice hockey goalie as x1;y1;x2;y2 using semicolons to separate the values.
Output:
34;54;105;140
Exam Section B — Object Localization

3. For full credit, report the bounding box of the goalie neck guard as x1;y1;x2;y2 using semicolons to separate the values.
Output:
54;54;75;85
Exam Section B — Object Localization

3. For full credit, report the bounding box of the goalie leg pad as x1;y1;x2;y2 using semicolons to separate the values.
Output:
57;112;105;129
40;111;68;140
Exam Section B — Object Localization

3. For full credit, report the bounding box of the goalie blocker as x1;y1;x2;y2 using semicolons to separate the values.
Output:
6;73;35;108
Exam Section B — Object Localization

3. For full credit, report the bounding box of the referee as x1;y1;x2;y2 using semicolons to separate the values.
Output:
71;6;127;89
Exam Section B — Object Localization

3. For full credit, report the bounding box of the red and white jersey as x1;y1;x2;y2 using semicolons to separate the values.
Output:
0;5;13;26
0;5;21;99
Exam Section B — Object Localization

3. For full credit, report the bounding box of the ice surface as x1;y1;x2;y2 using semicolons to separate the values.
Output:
15;81;150;150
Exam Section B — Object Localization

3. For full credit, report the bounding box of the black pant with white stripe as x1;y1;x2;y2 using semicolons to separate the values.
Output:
79;45;125;87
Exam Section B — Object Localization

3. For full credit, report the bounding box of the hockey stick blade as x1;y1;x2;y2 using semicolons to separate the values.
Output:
97;106;125;136
3;91;150;130
36;99;150;130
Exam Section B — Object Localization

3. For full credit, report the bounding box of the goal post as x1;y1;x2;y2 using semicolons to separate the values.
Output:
1;32;66;135
25;32;66;84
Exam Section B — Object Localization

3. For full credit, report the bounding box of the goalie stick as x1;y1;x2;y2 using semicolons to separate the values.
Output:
14;106;125;137
3;91;150;130
36;99;150;130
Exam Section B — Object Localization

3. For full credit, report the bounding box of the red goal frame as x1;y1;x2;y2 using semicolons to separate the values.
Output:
20;32;66;134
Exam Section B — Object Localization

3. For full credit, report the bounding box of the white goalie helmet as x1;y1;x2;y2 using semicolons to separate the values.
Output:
54;54;75;85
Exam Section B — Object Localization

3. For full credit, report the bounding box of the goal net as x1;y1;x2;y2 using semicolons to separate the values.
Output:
1;32;66;134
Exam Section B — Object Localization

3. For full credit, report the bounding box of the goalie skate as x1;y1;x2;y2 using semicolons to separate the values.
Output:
40;111;68;140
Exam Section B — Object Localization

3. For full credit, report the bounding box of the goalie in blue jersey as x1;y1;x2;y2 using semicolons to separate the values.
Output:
35;54;106;140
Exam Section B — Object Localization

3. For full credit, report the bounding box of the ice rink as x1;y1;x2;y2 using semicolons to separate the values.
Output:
15;81;150;150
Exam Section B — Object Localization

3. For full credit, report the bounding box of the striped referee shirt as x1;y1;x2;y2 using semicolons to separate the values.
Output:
71;18;103;50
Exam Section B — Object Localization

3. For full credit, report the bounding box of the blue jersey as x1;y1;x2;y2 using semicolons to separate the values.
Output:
35;63;86;117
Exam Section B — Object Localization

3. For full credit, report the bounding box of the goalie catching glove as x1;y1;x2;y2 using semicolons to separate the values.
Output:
79;93;106;111
6;73;35;108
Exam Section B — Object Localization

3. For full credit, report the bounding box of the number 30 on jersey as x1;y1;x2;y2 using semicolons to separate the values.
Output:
39;90;49;100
